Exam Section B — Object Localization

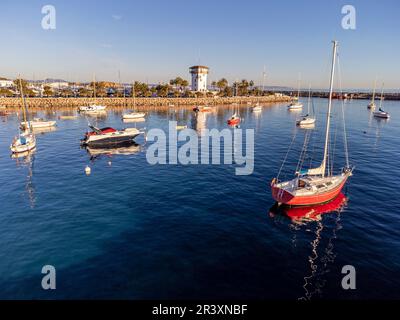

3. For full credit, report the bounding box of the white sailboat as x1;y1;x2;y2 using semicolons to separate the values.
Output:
78;74;107;113
288;75;303;110
368;79;377;110
373;83;390;119
296;86;316;126
11;78;36;153
122;83;146;120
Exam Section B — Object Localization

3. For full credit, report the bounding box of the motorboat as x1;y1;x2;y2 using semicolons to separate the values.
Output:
21;118;56;130
78;104;107;113
122;112;146;120
252;104;262;112
81;125;143;147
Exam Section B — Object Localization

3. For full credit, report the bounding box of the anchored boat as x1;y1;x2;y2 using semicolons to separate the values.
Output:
373;83;390;119
78;104;107;113
271;41;353;206
11;78;36;154
21;118;56;130
296;86;316;126
81;125;143;147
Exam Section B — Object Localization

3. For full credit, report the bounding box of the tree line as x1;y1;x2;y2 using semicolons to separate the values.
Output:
0;77;273;98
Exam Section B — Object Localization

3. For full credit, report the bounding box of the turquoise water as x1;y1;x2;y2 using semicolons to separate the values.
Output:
0;98;399;299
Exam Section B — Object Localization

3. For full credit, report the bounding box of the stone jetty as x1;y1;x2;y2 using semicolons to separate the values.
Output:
0;95;291;109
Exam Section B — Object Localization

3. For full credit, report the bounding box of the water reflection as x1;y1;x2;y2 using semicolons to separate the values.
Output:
269;193;348;300
85;142;141;161
11;148;36;208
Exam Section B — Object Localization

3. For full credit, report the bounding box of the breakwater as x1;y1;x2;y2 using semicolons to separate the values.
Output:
0;95;291;109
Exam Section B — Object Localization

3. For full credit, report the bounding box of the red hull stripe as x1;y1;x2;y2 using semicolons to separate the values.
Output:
271;177;348;206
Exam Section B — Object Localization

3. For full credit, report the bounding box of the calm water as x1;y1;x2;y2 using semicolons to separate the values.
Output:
0;98;399;299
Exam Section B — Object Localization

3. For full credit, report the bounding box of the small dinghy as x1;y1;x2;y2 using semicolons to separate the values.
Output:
81;125;143;147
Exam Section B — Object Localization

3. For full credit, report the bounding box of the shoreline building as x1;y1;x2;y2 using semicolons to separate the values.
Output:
189;65;209;92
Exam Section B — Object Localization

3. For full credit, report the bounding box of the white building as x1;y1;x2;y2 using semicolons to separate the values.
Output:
189;65;209;92
0;79;13;88
46;81;69;89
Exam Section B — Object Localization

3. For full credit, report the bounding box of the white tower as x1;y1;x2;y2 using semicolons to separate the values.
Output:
189;65;209;92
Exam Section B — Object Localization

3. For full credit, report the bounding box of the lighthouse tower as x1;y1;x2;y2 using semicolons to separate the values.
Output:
189;65;209;92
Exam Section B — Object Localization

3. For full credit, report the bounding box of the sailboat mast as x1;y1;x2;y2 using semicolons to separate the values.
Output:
19;78;28;124
372;78;377;103
321;40;338;178
379;82;384;109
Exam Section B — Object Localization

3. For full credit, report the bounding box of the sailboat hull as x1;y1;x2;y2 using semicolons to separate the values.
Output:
271;175;348;206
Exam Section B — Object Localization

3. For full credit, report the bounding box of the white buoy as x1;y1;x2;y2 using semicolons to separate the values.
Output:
85;165;91;175
108;161;112;166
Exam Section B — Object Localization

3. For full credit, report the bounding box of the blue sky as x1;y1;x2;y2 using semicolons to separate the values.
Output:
1;0;399;89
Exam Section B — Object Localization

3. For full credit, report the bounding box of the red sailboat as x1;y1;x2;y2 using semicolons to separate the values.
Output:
270;41;353;206
227;113;240;126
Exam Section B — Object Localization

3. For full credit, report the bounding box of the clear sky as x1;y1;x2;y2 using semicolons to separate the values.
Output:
1;0;399;89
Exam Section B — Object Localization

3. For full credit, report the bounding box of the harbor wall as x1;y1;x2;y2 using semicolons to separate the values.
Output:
0;95;291;109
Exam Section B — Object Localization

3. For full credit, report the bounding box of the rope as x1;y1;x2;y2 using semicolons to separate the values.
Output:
277;125;298;180
336;53;350;168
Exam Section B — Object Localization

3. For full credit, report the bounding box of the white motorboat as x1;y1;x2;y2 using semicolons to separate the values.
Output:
78;104;107;112
373;83;390;119
21;118;56;130
81;125;143;147
122;112;146;120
